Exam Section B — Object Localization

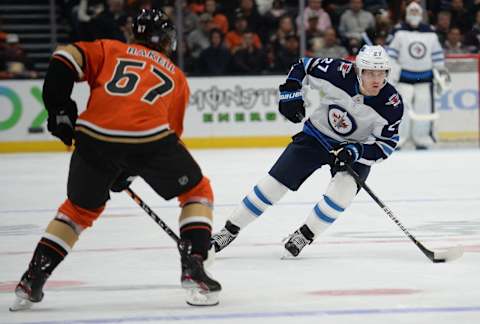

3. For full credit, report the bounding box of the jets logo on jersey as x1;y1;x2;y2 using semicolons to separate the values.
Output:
408;41;427;59
327;105;357;136
338;62;352;78
386;93;401;107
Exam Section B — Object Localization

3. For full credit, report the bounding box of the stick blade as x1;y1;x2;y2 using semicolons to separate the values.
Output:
433;245;464;263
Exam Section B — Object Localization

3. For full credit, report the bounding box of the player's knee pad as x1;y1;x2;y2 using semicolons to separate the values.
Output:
309;173;356;230
58;198;105;228
244;174;289;213
325;172;357;209
257;174;289;203
178;176;213;208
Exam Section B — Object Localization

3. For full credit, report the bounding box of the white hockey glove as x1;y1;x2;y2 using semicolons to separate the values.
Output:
433;67;451;96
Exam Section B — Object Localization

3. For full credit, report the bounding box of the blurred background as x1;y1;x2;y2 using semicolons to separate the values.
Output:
0;0;479;151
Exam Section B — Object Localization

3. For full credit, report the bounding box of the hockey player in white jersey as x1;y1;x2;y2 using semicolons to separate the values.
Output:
386;2;449;149
211;45;404;257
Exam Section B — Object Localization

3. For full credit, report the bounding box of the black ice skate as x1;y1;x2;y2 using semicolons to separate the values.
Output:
283;225;314;258
211;221;240;252
10;268;49;311
181;254;221;306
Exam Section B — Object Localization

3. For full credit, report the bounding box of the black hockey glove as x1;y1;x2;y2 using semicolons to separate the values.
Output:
278;80;305;123
47;99;78;146
332;143;363;171
111;172;137;192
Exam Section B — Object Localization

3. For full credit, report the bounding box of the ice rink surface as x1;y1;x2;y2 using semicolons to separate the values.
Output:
1;147;480;324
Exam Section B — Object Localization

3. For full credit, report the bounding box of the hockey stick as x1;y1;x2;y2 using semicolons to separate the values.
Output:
301;119;463;262
124;188;191;256
344;165;463;263
125;188;220;305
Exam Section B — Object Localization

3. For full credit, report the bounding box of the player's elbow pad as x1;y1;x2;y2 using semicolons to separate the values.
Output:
42;58;76;114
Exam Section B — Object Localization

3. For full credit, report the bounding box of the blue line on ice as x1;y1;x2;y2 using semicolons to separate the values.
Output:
7;306;480;324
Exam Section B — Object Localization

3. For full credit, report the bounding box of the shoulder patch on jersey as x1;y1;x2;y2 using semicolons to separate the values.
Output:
337;62;353;78
386;93;401;107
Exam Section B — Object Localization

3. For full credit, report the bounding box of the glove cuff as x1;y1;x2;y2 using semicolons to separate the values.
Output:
346;143;363;161
279;79;302;92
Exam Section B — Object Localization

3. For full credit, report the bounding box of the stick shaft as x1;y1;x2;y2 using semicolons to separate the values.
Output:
125;188;180;243
345;165;436;262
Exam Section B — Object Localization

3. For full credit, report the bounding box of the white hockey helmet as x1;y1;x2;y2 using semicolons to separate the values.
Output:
405;1;423;27
355;45;391;87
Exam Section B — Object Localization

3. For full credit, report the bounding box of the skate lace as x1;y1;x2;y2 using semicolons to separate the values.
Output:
213;228;236;248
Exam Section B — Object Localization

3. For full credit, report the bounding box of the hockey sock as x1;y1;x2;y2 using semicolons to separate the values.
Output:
28;237;68;276
304;194;345;238
179;203;213;260
27;218;79;275
229;175;288;229
180;224;212;260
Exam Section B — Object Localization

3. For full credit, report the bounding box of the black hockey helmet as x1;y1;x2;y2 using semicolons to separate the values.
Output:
132;9;176;54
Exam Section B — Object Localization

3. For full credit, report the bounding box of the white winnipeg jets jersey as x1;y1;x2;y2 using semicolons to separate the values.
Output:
285;57;404;165
386;23;444;84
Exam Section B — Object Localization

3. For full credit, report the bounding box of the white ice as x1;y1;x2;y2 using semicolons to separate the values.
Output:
1;148;480;324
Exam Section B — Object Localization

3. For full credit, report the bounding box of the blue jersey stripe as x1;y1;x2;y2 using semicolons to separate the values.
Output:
378;142;394;155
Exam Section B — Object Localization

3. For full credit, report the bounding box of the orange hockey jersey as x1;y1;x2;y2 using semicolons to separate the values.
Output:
53;39;189;143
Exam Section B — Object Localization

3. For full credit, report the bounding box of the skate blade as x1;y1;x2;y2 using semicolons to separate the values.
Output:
281;250;297;260
185;287;219;306
9;296;33;312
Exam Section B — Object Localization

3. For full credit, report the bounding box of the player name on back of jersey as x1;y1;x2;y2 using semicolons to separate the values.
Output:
127;46;175;72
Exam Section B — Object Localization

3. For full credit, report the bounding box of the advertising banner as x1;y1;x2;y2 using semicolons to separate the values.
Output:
1;63;478;151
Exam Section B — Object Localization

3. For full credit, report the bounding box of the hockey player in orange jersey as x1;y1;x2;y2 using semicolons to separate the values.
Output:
10;9;221;310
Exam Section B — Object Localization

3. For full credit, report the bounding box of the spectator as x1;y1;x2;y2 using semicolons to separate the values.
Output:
361;8;392;48
323;0;350;27
0;34;37;79
338;0;376;54
449;0;470;33
237;0;264;34
465;9;480;51
197;28;232;75
444;27;470;54
275;33;300;73
263;44;278;73
187;13;215;59
76;0;106;41
296;0;332;34
314;27;349;58
205;0;229;34
270;15;295;52
225;11;262;53
188;0;205;14
363;0;388;12
263;0;289;36
162;2;199;36
305;13;323;53
435;11;451;46
232;31;265;74
76;0;128;42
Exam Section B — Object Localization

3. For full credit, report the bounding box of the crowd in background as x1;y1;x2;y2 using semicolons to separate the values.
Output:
2;0;480;78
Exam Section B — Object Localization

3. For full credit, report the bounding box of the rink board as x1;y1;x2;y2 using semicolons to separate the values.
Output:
0;66;478;152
